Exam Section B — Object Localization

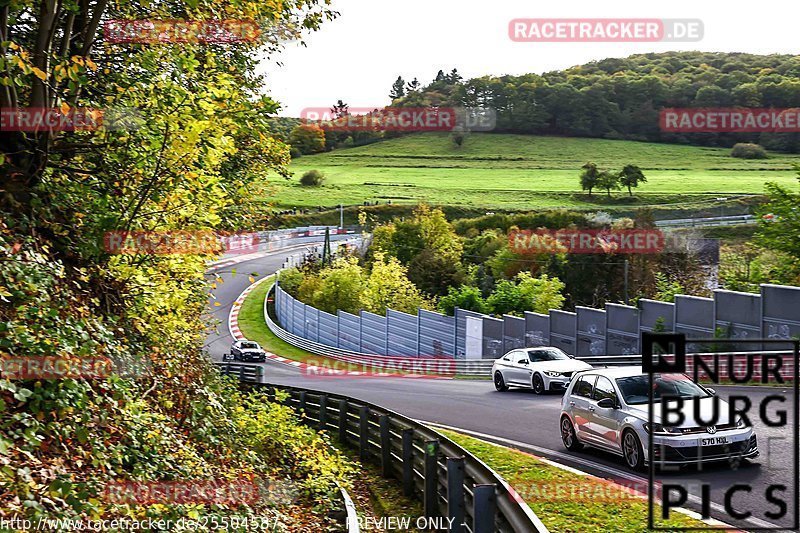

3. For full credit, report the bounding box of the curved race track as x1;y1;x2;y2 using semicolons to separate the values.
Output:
205;248;797;532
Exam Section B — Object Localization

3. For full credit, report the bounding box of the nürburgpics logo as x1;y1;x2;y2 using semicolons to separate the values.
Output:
643;333;799;530
509;19;703;42
300;107;496;132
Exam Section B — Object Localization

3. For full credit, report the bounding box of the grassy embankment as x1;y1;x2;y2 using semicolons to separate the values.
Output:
440;429;710;533
264;132;799;212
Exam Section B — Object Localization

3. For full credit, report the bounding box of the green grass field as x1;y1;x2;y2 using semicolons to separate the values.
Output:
263;133;800;211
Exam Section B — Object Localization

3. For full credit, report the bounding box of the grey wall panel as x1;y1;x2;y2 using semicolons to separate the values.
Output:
419;309;455;357
639;299;675;332
360;311;387;355
290;297;305;336
675;295;714;352
482;316;505;359
550;310;577;355
456;308;487;358
387;308;418;357
318;310;338;347
503;315;526;353
524;312;550;347
304;305;319;343
762;284;800;340
576;307;606;356
714;290;762;351
606;303;640;355
337;311;361;352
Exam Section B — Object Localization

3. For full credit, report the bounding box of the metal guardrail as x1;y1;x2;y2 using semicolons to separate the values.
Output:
260;382;549;533
213;362;263;383
654;214;755;228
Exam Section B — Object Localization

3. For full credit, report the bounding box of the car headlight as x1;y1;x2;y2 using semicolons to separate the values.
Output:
643;423;682;435
544;371;562;377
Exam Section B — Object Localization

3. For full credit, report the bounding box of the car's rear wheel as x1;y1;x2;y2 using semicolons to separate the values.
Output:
494;372;508;391
623;430;645;471
561;416;583;451
532;373;545;394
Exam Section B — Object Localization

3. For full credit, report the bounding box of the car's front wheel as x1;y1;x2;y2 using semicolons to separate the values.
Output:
532;373;545;394
560;416;583;451
494;372;508;392
622;430;645;471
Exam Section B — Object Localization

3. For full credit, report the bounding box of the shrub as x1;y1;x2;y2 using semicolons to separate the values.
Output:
731;143;767;159
300;169;326;186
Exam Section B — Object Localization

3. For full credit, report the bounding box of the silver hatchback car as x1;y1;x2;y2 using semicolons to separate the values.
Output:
559;366;758;470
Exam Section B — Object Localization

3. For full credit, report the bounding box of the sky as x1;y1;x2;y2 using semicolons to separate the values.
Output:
259;0;800;117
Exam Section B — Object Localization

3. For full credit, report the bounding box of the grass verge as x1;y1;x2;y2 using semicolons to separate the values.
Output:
438;429;709;533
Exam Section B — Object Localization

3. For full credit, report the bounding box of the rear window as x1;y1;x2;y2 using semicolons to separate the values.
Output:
572;375;595;398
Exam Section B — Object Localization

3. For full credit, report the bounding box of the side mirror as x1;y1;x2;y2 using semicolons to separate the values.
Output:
519;359;529;365
597;398;616;409
568;354;575;359
706;388;716;396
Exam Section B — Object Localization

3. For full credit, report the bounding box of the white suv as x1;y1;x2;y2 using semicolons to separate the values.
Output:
492;347;592;394
559;366;758;470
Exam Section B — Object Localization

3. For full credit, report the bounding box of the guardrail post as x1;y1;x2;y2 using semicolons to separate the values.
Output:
424;440;440;520
379;415;391;478
359;406;370;462
402;428;414;497
338;399;348;444
319;394;328;431
472;484;496;533
298;390;307;419
446;457;465;533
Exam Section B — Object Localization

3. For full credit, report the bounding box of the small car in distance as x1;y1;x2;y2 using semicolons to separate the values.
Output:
559;366;758;471
492;347;592;394
231;340;267;362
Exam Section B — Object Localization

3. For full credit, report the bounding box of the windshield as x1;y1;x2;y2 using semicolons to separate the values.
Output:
528;349;569;362
241;342;259;349
615;374;710;405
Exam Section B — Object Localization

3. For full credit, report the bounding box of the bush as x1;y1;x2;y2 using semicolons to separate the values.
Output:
731;143;767;159
300;169;326;186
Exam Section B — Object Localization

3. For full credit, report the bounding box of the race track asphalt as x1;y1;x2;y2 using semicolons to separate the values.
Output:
204;248;798;532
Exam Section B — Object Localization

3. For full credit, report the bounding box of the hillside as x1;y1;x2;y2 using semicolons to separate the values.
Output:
392;51;800;151
267;132;800;211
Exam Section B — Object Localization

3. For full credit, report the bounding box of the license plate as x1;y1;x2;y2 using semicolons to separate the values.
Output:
701;436;729;446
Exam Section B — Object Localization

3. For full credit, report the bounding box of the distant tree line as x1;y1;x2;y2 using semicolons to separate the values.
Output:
391;52;800;152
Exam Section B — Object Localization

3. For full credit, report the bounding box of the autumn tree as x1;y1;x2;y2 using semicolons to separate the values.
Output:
618;164;647;196
580;162;600;196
